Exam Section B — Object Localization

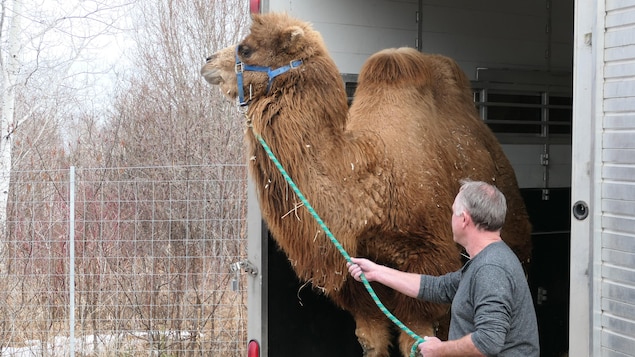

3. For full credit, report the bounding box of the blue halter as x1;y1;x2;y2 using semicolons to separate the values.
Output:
235;48;303;106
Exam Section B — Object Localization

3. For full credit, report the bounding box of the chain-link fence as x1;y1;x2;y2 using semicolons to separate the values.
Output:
0;165;248;356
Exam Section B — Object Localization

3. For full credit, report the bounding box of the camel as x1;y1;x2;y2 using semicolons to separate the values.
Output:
201;12;532;357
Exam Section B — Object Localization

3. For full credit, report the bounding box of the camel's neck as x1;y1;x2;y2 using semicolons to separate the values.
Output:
241;64;361;291
249;80;347;133
254;113;347;193
245;59;350;166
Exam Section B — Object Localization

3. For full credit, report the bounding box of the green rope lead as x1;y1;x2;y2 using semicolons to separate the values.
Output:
256;135;425;357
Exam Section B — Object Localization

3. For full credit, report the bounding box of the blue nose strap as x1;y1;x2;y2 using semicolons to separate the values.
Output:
235;48;302;106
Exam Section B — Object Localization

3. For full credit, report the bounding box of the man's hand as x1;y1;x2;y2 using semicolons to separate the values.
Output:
347;257;378;282
347;257;424;298
418;334;486;357
419;336;442;357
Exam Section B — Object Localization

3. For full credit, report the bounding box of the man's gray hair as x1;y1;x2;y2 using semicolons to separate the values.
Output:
455;179;507;232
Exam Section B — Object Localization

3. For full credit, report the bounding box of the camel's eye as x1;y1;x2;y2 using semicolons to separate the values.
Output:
238;44;253;59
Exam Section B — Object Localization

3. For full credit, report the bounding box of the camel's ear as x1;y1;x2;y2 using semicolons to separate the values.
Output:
279;26;304;53
251;13;263;24
287;26;304;40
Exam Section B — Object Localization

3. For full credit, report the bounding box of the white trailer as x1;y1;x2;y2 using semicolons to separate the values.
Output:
239;1;635;356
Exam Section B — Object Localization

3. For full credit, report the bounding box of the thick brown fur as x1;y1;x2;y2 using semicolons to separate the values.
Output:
201;13;532;357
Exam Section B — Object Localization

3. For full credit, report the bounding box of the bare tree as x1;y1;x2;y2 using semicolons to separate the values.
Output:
104;0;249;168
54;1;252;354
92;1;253;354
0;0;252;354
0;0;23;252
0;0;136;247
0;0;135;354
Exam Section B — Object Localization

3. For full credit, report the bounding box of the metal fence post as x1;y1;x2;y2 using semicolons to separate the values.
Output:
69;166;75;357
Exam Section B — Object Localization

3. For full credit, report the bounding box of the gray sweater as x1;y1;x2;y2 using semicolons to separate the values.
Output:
418;241;539;356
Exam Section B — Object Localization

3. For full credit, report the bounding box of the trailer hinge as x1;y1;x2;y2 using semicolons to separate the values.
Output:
230;259;259;291
537;287;548;305
542;188;550;201
231;259;259;276
540;152;550;201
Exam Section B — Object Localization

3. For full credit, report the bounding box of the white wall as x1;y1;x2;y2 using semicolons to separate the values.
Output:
266;0;573;80
267;0;418;74
419;0;573;79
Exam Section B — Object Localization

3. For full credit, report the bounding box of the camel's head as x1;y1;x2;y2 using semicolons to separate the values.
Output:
201;13;325;105
200;45;240;98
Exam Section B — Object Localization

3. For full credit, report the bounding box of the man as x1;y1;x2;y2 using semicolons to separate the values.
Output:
348;180;539;357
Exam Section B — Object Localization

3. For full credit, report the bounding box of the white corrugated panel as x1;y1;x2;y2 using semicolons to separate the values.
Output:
601;0;635;355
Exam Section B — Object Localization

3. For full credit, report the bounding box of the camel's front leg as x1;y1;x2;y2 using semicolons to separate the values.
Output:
393;296;450;357
334;280;395;357
352;314;393;357
396;321;436;357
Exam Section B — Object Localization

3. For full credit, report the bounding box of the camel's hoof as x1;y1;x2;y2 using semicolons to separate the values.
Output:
358;340;386;357
359;340;373;357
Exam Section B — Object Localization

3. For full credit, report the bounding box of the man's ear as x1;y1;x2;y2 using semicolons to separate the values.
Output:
462;212;471;227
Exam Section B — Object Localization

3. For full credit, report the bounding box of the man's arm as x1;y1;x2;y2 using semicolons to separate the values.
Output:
347;257;422;298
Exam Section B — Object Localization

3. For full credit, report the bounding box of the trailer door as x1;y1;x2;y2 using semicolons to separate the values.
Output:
571;0;635;355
